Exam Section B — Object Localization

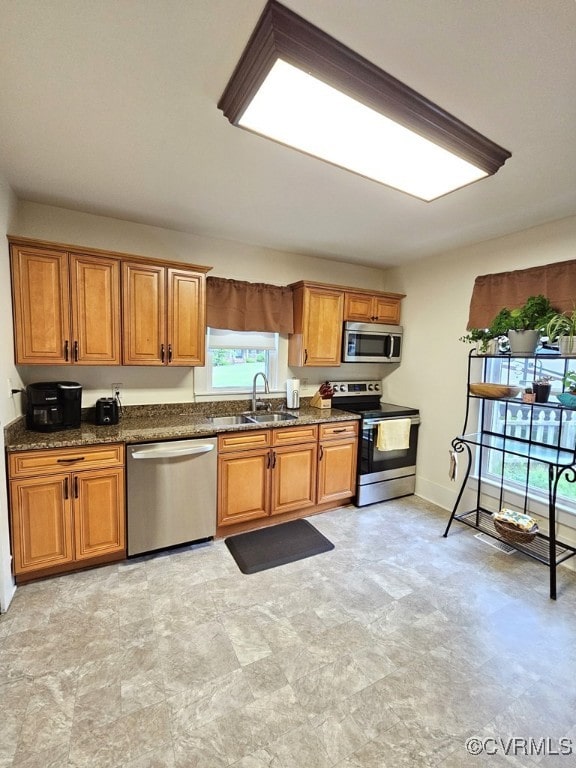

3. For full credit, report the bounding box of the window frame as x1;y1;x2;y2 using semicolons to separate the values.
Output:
203;329;280;394
477;355;576;513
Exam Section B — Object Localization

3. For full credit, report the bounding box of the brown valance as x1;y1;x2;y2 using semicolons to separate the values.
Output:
206;277;294;334
467;260;576;329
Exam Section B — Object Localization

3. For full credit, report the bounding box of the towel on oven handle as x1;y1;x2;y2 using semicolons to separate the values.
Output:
376;418;411;451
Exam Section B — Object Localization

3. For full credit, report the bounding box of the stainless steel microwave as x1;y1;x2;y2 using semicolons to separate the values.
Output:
342;322;403;363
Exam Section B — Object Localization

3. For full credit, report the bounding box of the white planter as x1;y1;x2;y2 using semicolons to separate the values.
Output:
507;329;540;355
558;336;576;356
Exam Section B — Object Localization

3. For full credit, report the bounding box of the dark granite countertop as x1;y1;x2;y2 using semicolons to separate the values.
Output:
4;399;360;452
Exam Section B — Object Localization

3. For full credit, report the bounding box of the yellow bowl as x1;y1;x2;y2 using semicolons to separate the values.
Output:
469;383;520;399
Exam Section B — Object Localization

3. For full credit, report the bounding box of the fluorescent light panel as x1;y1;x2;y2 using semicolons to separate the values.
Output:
239;59;488;200
218;1;511;201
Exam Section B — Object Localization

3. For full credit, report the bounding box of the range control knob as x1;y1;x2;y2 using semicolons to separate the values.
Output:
368;384;374;391
374;383;380;390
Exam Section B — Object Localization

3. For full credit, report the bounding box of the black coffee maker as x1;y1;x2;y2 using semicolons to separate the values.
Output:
25;382;82;432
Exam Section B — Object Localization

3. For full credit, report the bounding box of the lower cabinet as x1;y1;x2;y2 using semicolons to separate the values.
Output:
8;444;125;580
217;421;358;528
270;424;319;516
317;422;358;504
217;425;318;527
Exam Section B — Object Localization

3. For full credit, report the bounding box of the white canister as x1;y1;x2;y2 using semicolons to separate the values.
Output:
286;378;300;409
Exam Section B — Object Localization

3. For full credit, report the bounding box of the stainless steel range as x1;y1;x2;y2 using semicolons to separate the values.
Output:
330;380;420;507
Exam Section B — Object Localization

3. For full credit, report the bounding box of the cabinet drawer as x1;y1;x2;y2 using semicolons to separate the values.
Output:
8;444;125;479
218;430;270;453
319;421;358;440
272;424;318;446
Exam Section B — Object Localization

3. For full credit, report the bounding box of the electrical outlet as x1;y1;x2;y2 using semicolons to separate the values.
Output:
111;382;123;398
7;378;13;398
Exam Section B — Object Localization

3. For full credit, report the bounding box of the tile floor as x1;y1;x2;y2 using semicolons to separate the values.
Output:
2;496;576;767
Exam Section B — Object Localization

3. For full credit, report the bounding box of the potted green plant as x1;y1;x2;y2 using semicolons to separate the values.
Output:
532;374;552;403
545;308;576;356
459;327;498;355
497;295;556;354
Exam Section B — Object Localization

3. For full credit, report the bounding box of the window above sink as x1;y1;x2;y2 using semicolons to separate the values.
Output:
204;329;279;394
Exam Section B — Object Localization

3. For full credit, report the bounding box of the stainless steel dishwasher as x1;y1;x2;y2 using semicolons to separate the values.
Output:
127;437;217;556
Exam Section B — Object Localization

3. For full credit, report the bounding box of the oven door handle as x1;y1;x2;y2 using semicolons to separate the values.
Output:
364;416;420;427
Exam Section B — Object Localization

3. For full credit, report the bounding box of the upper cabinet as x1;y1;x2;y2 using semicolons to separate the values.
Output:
9;237;211;367
343;290;404;325
10;242;121;365
289;282;344;367
288;281;405;366
122;263;206;366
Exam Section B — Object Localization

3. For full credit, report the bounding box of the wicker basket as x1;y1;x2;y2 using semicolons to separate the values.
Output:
493;518;538;544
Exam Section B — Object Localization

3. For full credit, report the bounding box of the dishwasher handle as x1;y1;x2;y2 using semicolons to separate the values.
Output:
130;443;215;460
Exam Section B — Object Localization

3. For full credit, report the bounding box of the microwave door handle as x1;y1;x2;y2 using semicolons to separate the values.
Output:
384;334;392;360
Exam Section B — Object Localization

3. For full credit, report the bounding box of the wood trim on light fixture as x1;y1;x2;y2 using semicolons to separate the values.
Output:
218;0;511;178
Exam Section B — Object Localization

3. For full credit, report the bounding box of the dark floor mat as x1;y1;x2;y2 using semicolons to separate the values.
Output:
224;519;335;574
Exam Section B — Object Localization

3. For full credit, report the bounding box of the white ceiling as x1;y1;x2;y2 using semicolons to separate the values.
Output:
0;0;575;269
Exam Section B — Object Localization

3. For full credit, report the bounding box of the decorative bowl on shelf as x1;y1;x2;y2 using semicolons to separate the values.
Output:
557;392;576;409
469;383;520;399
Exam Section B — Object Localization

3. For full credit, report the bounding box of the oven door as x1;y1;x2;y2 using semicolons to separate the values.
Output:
359;416;420;480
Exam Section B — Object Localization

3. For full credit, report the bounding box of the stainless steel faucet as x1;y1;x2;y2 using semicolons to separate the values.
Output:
252;372;270;411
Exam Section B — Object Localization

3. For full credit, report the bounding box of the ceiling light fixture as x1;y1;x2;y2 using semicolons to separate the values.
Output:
218;1;511;201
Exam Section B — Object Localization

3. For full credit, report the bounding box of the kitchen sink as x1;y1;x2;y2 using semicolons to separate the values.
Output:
206;414;251;426
206;412;298;426
243;412;298;423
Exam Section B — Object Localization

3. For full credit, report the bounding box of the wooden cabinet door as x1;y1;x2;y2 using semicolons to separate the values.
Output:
218;449;270;526
343;292;374;322
73;468;125;560
122;262;165;365
317;438;358;504
301;287;343;366
167;268;205;366
344;292;402;324
10;475;74;574
10;245;71;364
270;444;317;516
373;296;401;324
70;254;121;364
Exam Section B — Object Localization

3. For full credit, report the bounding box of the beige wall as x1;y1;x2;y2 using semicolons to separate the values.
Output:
381;214;576;554
0;177;19;611
15;201;387;287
